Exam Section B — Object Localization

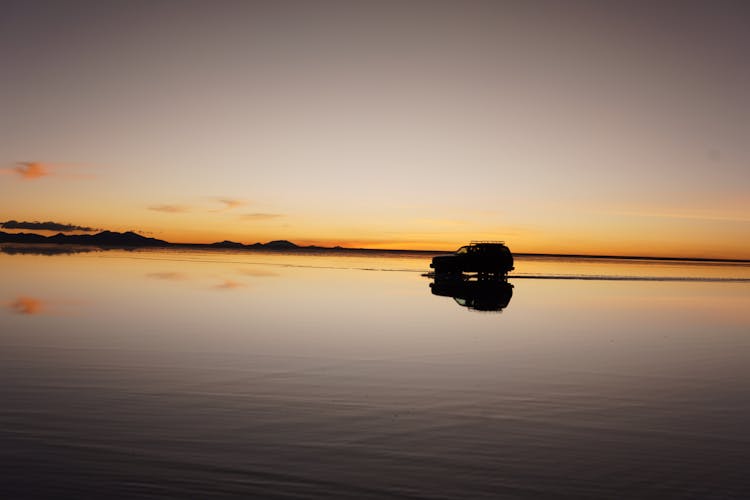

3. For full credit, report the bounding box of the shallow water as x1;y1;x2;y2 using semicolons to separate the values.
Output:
2;248;749;498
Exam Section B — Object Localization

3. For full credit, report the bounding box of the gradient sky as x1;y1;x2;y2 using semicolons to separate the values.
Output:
1;0;748;257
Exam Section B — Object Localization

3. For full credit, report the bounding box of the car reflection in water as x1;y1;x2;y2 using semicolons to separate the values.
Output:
430;274;513;312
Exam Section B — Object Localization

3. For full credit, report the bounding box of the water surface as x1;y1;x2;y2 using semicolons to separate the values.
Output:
2;248;749;498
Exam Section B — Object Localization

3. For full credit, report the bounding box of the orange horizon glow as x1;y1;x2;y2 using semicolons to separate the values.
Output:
2;2;748;263
2;225;748;261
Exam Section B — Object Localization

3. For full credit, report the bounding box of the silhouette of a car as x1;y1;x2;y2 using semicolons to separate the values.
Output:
430;242;514;275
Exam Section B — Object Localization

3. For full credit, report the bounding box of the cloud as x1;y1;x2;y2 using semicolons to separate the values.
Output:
1;220;100;232
9;296;44;315
148;204;191;213
11;162;49;179
211;198;246;212
150;198;253;214
2;161;94;180
241;213;284;220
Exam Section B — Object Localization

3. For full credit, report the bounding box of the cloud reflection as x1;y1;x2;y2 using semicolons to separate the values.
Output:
213;279;246;290
147;272;188;281
238;268;278;277
9;296;44;315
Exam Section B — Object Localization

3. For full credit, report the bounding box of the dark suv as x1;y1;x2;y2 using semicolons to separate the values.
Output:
430;242;514;275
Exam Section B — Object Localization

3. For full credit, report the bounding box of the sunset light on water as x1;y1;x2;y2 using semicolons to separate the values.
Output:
2;1;749;498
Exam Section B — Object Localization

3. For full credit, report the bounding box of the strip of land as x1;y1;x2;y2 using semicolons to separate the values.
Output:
1;230;748;263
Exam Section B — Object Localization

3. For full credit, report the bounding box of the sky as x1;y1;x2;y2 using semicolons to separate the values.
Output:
1;0;748;258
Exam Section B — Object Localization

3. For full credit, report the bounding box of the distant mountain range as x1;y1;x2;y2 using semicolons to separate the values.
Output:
0;230;170;247
209;239;300;250
4;230;746;262
0;230;329;252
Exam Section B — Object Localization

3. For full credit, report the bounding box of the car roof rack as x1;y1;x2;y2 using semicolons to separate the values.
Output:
470;240;506;245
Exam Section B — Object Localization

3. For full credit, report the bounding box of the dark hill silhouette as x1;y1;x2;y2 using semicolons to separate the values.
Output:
263;240;298;249
1;230;168;247
62;231;168;247
207;239;298;250
210;240;246;249
0;231;304;252
0;231;48;244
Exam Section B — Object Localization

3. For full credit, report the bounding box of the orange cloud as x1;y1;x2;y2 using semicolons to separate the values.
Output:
9;296;44;315
3;161;94;180
241;213;284;220
11;162;49;180
212;198;246;212
149;204;191;213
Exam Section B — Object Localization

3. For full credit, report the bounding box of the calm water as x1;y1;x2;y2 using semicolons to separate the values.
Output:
2;247;750;499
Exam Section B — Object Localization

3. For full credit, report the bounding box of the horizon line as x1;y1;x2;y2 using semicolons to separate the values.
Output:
2;229;750;264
